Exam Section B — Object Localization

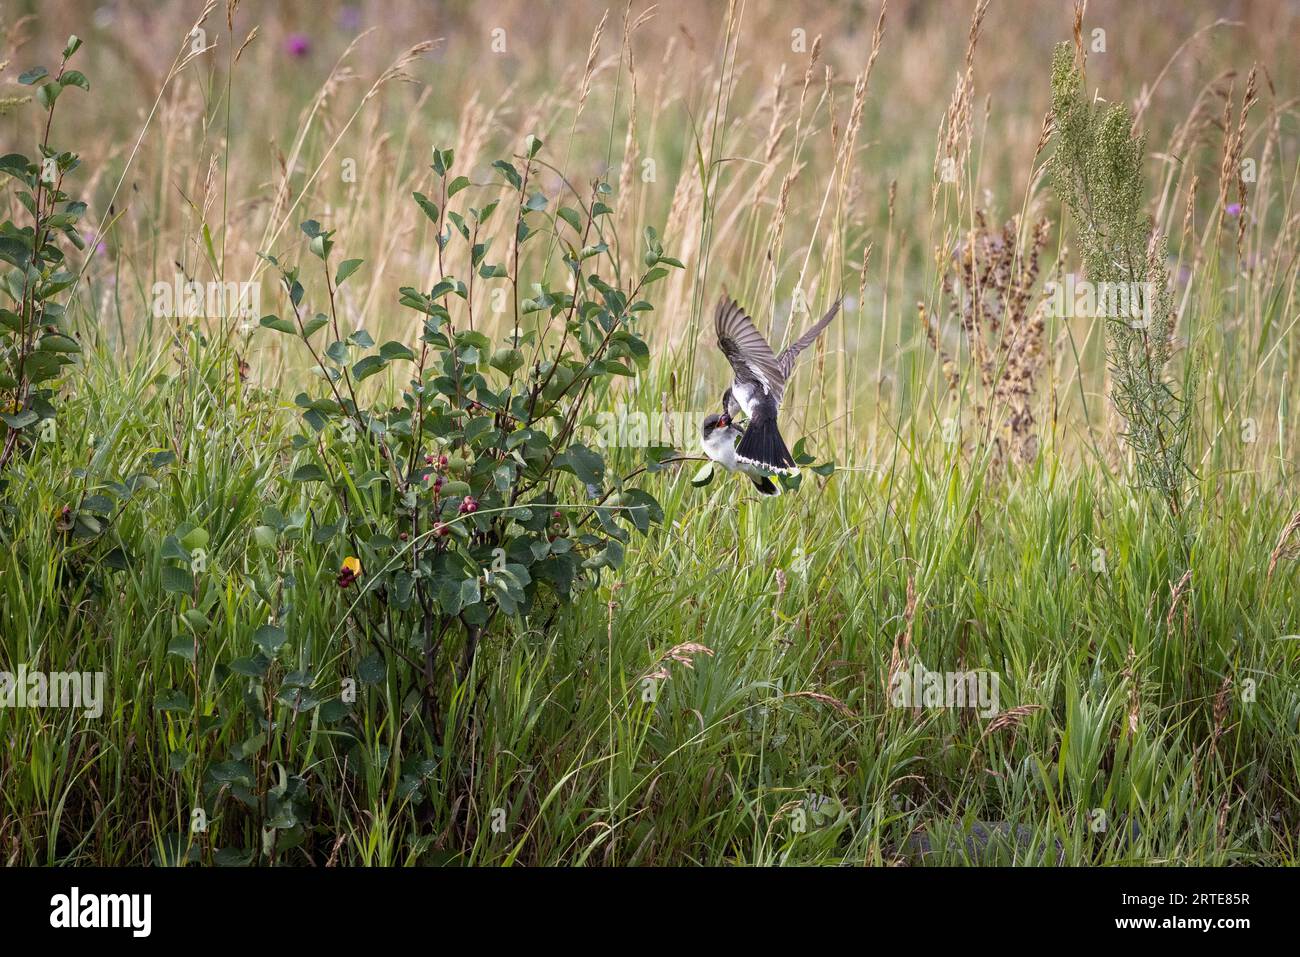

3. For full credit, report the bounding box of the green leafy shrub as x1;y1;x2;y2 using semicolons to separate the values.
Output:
0;35;90;477
257;136;672;736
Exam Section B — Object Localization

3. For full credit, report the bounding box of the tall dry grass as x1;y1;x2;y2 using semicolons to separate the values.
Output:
3;0;1298;476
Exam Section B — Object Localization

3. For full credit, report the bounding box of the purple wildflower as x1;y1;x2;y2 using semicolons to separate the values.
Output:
1226;202;1243;217
284;33;311;58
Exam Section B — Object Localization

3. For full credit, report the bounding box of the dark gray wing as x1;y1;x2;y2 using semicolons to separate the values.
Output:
714;296;785;400
777;297;842;379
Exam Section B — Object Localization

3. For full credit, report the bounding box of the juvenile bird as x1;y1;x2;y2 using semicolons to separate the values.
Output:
700;412;778;495
714;295;842;474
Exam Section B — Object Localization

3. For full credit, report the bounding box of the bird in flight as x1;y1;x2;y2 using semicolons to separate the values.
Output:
700;412;779;495
714;294;842;474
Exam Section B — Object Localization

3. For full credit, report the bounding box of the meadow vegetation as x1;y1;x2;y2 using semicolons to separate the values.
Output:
1;0;1298;865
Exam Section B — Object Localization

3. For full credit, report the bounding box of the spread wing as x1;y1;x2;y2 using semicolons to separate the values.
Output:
714;296;785;400
777;297;842;379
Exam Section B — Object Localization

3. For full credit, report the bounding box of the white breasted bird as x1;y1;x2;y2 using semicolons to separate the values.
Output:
701;412;779;495
715;295;842;474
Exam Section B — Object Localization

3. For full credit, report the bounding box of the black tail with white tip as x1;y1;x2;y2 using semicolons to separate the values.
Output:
735;408;797;475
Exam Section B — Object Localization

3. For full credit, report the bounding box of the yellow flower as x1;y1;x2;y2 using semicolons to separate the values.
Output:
338;555;363;588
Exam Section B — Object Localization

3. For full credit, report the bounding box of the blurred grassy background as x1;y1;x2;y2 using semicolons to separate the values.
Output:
5;0;1298;468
